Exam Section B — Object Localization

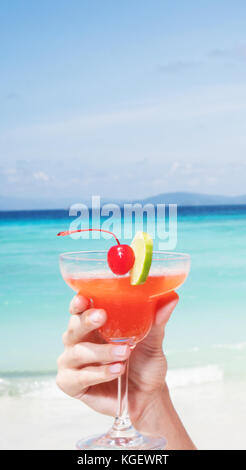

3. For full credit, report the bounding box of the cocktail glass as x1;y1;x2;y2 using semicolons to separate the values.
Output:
59;250;190;449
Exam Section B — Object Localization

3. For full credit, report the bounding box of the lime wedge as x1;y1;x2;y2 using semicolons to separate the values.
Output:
130;231;153;285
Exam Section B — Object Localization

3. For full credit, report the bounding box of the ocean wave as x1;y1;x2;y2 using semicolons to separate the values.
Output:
0;364;224;398
0;375;63;399
166;365;224;388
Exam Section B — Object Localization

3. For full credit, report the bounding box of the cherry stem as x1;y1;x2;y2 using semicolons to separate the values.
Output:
57;228;121;245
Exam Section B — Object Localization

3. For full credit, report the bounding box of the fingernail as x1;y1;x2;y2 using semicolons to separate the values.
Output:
109;363;122;374
112;345;128;358
74;296;81;306
90;310;103;324
75;294;85;305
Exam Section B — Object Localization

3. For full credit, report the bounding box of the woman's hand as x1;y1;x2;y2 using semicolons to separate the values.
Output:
56;293;196;449
56;293;178;432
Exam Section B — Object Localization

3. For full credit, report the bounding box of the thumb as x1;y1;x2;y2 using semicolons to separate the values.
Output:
144;292;179;348
154;291;179;326
69;294;91;315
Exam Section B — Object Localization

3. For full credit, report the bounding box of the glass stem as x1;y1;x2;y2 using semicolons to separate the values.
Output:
112;358;132;432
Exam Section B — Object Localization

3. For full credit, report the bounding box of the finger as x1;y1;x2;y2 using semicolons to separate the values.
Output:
154;291;179;326
63;308;106;346
56;362;125;398
145;292;179;347
59;342;130;368
69;295;91;315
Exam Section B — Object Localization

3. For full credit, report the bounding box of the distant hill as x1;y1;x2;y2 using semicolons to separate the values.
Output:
140;192;246;206
0;192;246;211
0;196;60;211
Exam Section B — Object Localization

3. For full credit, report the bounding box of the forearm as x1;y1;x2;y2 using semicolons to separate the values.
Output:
134;385;196;450
158;386;196;450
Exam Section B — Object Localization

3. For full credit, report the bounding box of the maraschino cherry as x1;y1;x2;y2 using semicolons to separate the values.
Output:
107;243;135;275
57;228;135;275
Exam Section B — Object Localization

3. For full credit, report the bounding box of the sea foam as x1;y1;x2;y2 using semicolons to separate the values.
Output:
166;365;224;388
0;364;224;398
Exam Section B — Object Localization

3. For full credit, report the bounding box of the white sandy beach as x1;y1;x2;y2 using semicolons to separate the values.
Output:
1;373;246;450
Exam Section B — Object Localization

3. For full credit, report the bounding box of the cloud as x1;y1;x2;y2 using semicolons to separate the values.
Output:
3;168;17;176
209;45;246;62
187;177;200;188
0;105;159;141
2;167;19;183
6;92;20;101
157;44;246;77
169;161;180;174
33;171;49;182
206;176;217;186
157;60;198;74
1;80;246;199
3;81;246;146
135;158;148;166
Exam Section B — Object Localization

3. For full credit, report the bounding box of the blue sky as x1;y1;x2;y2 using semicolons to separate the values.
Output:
1;0;246;205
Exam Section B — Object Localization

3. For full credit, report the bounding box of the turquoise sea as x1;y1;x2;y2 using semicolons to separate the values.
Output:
0;206;246;395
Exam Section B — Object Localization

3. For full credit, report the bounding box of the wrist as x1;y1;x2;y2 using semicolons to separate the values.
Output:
131;383;172;434
132;384;196;450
